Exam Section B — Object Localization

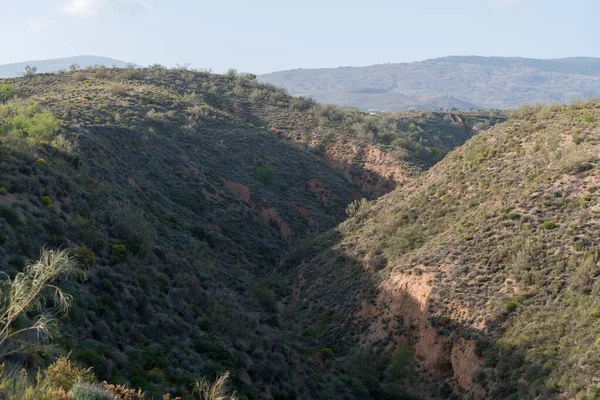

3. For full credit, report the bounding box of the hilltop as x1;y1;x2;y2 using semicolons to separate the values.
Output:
0;56;130;78
259;56;600;111
279;100;600;398
0;67;498;398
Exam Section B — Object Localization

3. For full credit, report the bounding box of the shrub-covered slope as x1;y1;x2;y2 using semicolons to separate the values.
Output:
0;67;497;399
279;101;600;399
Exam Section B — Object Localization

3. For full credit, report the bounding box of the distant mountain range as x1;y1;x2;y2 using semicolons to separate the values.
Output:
259;56;600;110
0;56;130;78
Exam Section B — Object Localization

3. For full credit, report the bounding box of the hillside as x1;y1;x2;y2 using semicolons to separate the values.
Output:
0;67;498;398
259;56;600;111
0;56;130;78
278;100;600;398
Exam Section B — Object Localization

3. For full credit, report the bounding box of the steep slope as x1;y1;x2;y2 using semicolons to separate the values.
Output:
0;67;496;398
279;100;600;399
259;56;600;111
0;56;130;78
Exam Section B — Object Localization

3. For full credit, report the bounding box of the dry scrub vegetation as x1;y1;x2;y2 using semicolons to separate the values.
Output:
280;99;600;399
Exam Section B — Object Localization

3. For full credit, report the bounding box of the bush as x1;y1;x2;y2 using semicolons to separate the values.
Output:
76;246;97;268
505;299;518;313
72;383;113;400
0;104;60;146
255;165;275;185
0;204;21;226
225;69;238;80
44;357;95;392
103;382;145;400
346;198;369;217
111;244;127;260
0;84;16;105
122;69;143;81
542;220;557;230
41;195;53;207
583;113;596;124
386;343;415;380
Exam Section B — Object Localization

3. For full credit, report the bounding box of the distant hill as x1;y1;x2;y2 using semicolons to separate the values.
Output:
0;55;130;78
259;56;600;111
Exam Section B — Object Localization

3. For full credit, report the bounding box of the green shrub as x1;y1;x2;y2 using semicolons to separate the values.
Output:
505;299;518;313
255;165;275;185
386;343;415;380
225;68;238;80
111;244;127;260
583;113;596;124
71;383;113;400
0;204;21;226
76;246;97;268
318;347;334;361
0;84;16;105
122;69;143;81
0;104;60;146
506;211;519;220
542;220;557;230
41;196;53;207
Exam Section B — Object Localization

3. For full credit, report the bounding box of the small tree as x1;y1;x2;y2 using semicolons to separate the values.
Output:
255;165;275;185
225;68;238;80
0;84;16;105
69;63;80;72
0;248;85;358
22;65;37;77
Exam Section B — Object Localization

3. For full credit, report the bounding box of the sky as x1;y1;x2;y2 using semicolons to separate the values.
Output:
1;0;598;74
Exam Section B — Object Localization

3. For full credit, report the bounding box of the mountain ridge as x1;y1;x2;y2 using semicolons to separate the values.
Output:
259;56;600;111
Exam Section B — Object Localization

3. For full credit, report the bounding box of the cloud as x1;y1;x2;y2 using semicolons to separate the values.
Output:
28;20;50;34
60;0;153;17
489;0;524;7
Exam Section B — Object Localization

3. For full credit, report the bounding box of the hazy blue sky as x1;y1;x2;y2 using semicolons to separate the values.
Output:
1;0;598;74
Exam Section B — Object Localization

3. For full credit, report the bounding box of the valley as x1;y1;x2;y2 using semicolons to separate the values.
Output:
0;67;504;399
3;1;599;399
